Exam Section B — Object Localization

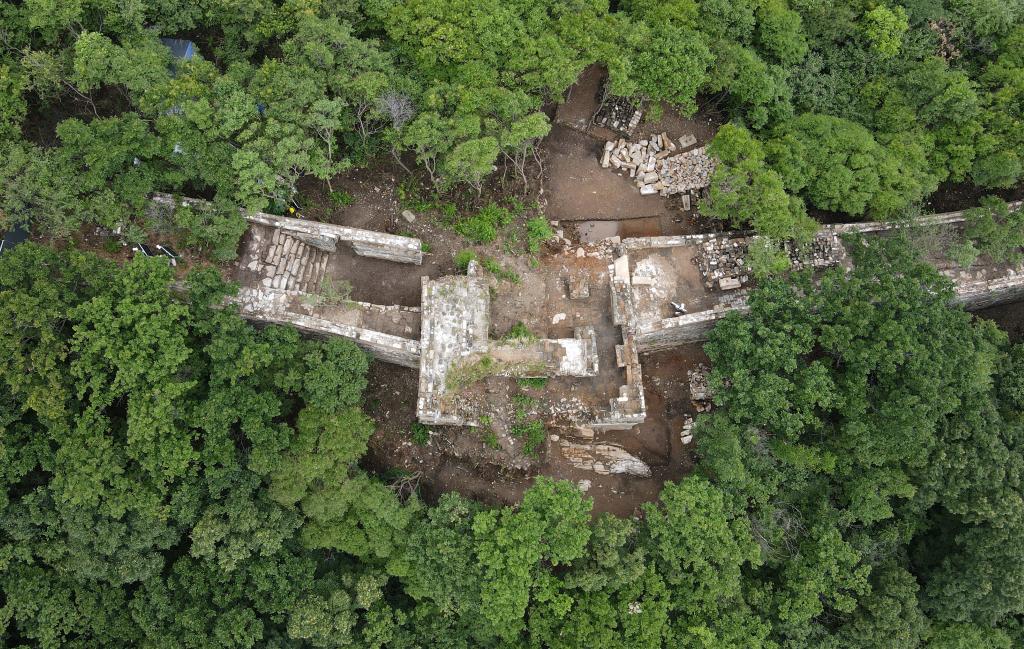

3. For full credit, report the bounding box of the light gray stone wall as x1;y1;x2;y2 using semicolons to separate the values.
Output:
150;193;423;264
241;309;421;367
592;255;647;431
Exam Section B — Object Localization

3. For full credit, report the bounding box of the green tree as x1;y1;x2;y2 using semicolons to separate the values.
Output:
703;123;817;242
862;6;909;59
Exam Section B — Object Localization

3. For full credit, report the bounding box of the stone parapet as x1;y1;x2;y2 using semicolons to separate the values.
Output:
232;286;421;367
416;270;492;426
150;193;423;264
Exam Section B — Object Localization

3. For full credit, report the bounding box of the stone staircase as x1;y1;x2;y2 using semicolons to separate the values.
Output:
260;230;329;293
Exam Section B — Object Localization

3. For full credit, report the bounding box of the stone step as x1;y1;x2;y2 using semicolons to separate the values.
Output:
304;250;327;292
306;254;329;294
294;249;320;292
264;228;284;265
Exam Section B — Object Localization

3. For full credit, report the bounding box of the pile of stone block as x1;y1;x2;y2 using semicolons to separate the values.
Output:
593;96;642;136
560;440;652;477
786;233;843;271
601;134;714;201
696;236;751;290
688;364;712;412
680;416;695;445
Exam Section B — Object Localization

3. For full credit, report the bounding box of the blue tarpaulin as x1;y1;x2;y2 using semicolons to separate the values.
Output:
159;38;196;61
0;224;29;256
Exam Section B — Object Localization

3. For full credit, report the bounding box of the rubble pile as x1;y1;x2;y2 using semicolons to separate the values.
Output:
593;96;642;136
560;440;652;477
680;415;694;445
786;233;843;271
601;134;714;201
696;236;751;290
687;364;712;412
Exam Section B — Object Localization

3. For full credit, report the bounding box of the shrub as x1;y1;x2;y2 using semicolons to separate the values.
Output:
748;238;791;278
503;322;536;341
483;431;500;450
454;249;477;272
455;203;513;243
409;421;431;445
964;196;1024;264
525;217;554;254
948;240;980;268
511;420;546;456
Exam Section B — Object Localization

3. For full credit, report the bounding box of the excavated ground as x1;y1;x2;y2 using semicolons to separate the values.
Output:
274;74;731;516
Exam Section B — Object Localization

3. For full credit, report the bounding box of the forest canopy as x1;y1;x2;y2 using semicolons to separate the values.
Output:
1;0;1022;246
4;237;1024;647
3;1;1024;647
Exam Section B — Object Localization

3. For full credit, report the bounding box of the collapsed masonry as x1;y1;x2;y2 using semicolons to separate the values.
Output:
695;231;845;291
417;261;602;426
189;194;1024;479
593;95;642;136
601;134;713;205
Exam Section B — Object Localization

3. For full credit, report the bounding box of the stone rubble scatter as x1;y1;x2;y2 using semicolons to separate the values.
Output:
593;96;642;136
696;236;751;290
688;364;712;412
786;233;844;271
601;133;715;199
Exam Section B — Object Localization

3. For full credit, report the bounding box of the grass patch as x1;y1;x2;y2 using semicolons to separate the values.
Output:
511;419;546;457
409;421;431;445
477;415;501;450
303;277;353;307
447;356;547;391
447;355;496;390
512;394;537;421
454;249;477;272
503;322;537;342
481;257;520;283
455;203;514;243
525;217;555;254
397;178;436;213
517;377;549;389
329;190;355;207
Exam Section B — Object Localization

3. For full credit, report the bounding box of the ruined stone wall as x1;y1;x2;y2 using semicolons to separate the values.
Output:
635;304;749;352
622;233;723;250
232;286;421;367
150;193;423;264
953;273;1024;310
251;311;421;368
592;254;647;431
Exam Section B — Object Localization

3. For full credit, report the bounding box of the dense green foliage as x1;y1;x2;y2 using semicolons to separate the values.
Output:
3;1;1024;646
1;1;1022;250
5;235;1024;646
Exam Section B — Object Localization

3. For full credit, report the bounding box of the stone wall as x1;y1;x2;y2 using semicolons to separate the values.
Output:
953;272;1024;310
232;287;421;367
416;267;492;426
150;193;423;264
592;253;647;431
635;304;749;352
627;202;1024;351
486;327;600;378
